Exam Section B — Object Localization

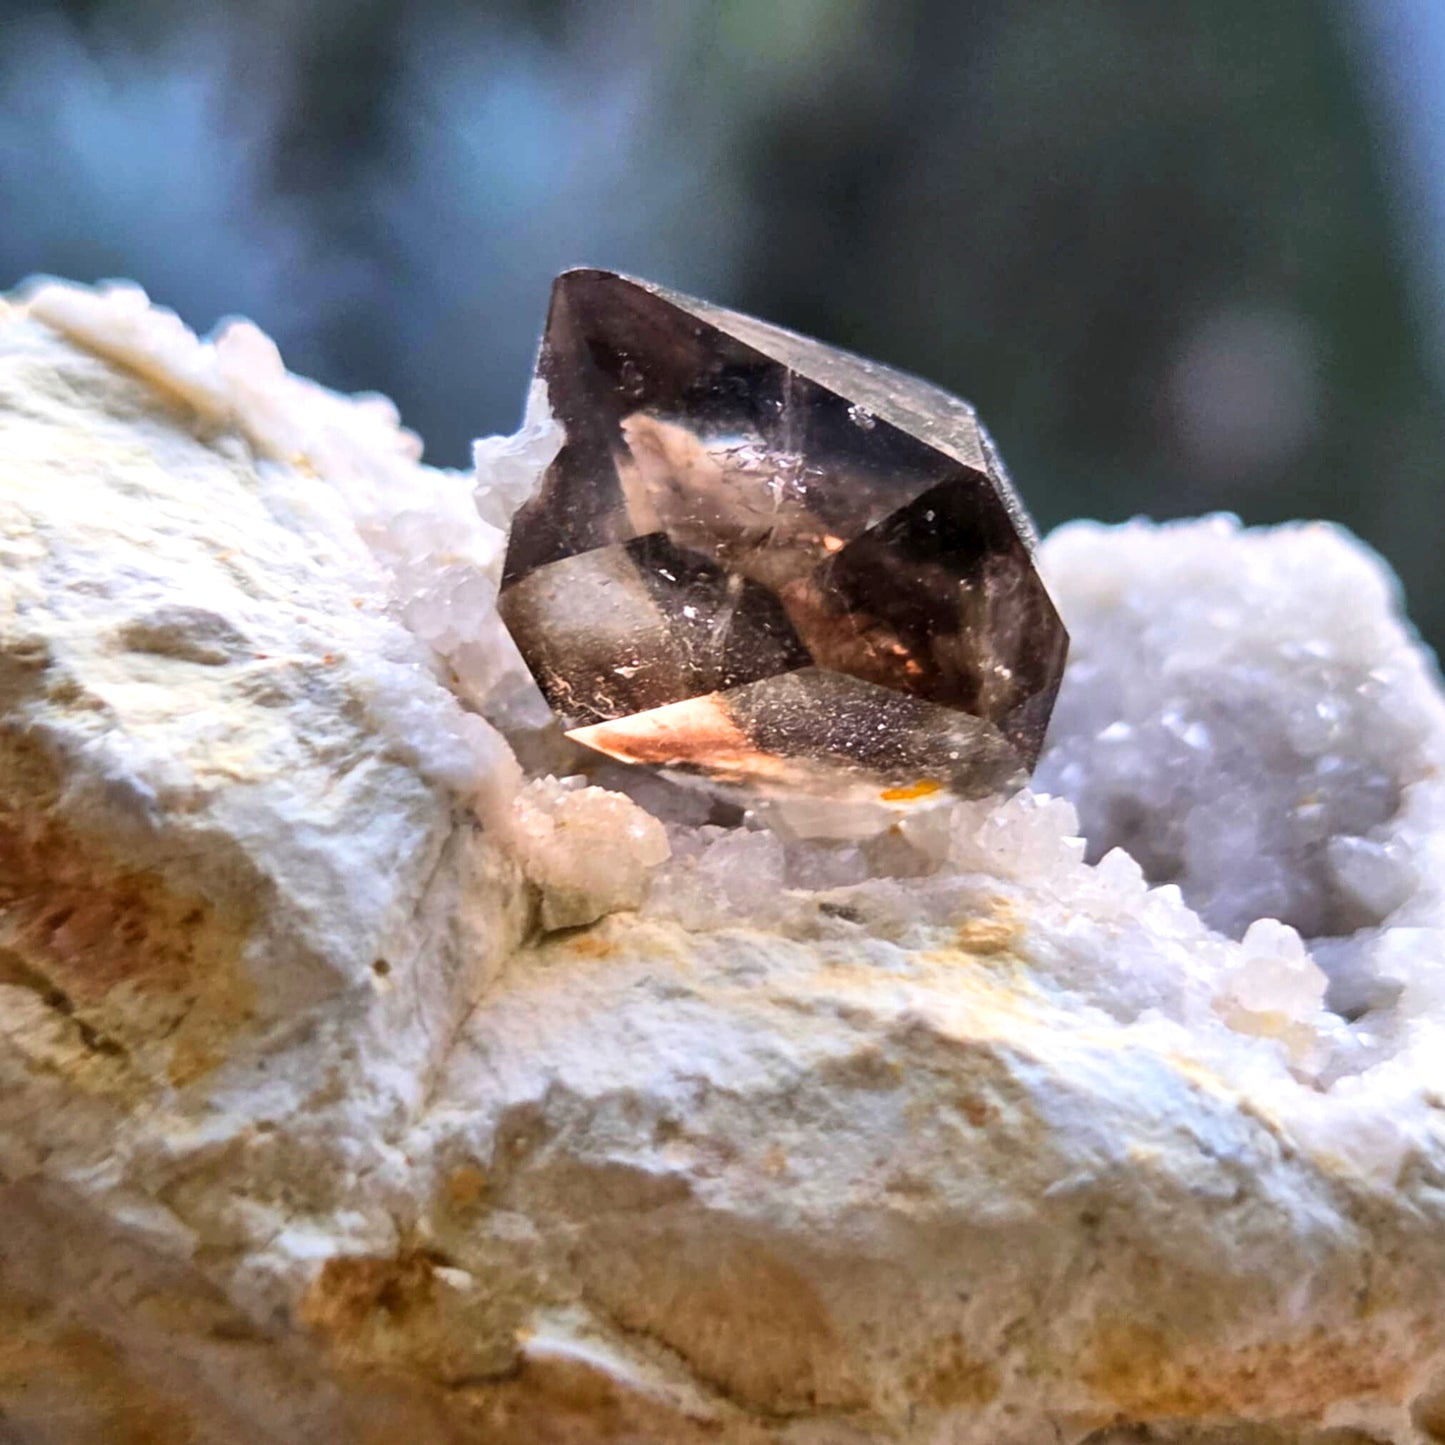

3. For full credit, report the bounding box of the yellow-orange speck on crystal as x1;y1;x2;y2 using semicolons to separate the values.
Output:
880;779;944;802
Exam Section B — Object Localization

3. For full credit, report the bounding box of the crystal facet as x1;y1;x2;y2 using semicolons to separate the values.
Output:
499;269;1068;799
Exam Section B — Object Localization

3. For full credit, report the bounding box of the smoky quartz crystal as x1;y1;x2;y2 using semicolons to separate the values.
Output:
498;269;1068;800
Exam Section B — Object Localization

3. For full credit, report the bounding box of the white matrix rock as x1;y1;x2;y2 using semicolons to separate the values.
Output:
2;280;1445;1444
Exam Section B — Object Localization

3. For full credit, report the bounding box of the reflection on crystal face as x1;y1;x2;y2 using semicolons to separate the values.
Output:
568;670;1022;801
499;269;1068;797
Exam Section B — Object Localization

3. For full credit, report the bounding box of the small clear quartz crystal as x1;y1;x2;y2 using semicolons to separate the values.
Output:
499;269;1068;799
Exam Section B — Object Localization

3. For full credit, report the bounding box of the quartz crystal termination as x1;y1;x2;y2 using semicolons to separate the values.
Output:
499;269;1068;799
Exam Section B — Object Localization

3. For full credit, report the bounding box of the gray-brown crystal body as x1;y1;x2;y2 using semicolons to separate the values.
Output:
499;269;1068;799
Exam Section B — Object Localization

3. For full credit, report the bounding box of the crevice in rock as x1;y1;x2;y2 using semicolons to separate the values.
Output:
0;945;129;1059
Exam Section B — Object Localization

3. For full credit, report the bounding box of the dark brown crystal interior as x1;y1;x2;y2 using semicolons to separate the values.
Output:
498;268;1068;799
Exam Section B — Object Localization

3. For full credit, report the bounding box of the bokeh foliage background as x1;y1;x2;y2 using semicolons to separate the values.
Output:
3;0;1443;645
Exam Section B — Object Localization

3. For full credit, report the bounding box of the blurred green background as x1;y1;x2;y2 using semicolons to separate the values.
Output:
3;0;1443;648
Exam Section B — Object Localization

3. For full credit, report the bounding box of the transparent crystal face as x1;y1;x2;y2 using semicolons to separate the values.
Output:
499;269;1068;799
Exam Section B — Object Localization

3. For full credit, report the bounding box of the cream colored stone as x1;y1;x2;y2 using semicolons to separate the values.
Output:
2;283;1444;1445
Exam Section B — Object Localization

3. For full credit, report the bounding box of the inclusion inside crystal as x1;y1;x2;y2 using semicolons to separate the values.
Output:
499;269;1068;798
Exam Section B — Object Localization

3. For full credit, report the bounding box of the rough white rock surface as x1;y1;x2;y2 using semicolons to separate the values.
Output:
3;281;1445;1444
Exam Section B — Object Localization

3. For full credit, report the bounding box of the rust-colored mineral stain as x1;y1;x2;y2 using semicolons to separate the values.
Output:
442;1164;490;1210
0;734;255;1083
565;930;618;960
0;1292;198;1445
905;1332;1000;1409
954;901;1022;956
1082;1318;1414;1418
579;1235;865;1416
300;1253;442;1341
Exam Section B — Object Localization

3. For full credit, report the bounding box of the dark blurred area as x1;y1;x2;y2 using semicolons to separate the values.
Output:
3;0;1443;647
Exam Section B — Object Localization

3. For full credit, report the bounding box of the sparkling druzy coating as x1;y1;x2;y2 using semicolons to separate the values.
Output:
499;269;1068;798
